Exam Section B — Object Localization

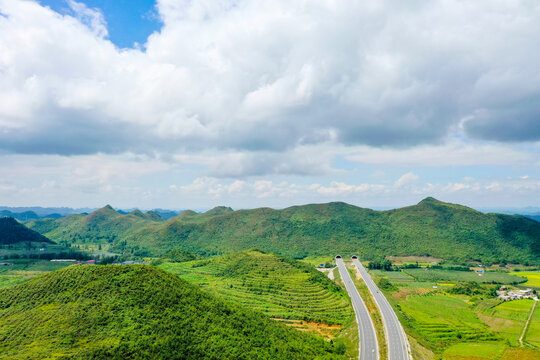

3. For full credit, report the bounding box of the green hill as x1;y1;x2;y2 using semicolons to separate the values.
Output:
0;265;345;359
160;250;353;327
27;198;540;264
0;217;54;245
25;205;163;255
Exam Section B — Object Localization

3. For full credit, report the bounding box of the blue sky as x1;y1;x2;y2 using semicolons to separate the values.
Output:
0;0;540;210
40;0;160;48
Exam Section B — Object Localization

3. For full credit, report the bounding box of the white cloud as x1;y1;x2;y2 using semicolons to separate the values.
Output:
395;172;419;187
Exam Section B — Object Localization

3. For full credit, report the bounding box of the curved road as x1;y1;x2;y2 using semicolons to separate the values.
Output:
336;258;379;360
352;258;411;360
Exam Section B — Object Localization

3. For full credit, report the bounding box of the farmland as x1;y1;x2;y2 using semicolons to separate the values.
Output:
509;271;540;287
0;259;72;288
404;268;526;284
371;267;540;359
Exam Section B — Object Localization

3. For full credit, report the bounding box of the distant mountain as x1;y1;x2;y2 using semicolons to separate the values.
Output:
523;214;540;223
26;198;540;264
152;209;181;220
0;206;94;217
0;265;344;359
0;217;55;245
25;205;163;254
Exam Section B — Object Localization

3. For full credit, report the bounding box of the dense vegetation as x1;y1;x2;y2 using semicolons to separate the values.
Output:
0;265;345;359
26;206;162;255
0;217;54;245
26;198;540;264
160;250;352;326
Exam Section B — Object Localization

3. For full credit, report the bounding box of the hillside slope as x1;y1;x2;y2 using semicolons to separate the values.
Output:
160;250;353;326
0;265;344;359
28;198;540;264
0;217;54;245
26;205;162;253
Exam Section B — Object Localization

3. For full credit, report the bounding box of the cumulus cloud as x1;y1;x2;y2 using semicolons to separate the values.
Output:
0;0;540;162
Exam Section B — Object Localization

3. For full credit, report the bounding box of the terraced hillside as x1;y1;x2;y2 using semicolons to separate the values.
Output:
160;250;353;328
0;265;345;360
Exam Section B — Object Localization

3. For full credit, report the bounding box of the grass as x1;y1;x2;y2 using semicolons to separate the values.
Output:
404;268;525;284
442;342;505;360
509;271;540;287
476;299;534;346
159;250;353;328
398;294;497;348
525;300;540;348
0;259;72;288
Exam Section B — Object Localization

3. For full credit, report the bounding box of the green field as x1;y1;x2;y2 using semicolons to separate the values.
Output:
0;259;72;288
371;268;540;359
159;250;353;327
442;342;505;360
525;301;540;348
509;271;540;287
399;294;497;347
404;268;525;284
477;299;534;346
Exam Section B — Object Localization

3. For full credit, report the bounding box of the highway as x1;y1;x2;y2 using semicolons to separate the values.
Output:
352;258;411;360
336;257;379;360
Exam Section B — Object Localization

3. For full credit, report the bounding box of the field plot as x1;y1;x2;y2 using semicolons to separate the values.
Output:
160;250;353;329
442;342;505;360
525;301;540;348
404;268;525;284
399;294;497;347
477;299;533;346
509;271;540;287
0;259;71;288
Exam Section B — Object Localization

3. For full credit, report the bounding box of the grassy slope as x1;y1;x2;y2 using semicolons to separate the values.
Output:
159;250;353;326
28;198;540;264
0;265;345;360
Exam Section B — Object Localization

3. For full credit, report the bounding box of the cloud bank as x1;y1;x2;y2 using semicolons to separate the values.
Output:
1;0;540;159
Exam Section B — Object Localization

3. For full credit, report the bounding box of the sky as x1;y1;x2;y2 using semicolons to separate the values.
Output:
0;0;540;210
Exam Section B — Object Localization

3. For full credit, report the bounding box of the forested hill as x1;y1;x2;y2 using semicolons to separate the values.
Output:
0;217;54;245
25;205;163;248
27;198;540;264
0;265;343;359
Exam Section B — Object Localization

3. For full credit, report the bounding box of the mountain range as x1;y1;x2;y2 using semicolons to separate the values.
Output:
25;198;540;264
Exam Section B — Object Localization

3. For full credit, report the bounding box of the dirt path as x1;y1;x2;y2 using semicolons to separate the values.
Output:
519;299;537;345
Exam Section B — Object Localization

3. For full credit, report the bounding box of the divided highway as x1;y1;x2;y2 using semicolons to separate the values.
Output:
352;258;411;360
336;257;379;360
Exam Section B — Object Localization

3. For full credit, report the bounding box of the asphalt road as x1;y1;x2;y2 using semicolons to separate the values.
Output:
352;258;411;360
336;258;379;360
